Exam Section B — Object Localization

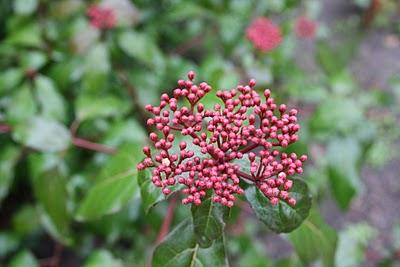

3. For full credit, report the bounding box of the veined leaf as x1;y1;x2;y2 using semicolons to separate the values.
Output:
245;178;312;233
191;195;229;247
153;219;228;267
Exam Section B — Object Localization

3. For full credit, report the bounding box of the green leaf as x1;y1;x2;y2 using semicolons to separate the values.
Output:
191;195;229;247
289;208;337;267
327;138;361;210
6;84;37;124
75;94;129;122
0;68;24;94
310;97;364;137
20;51;47;70
0;146;20;205
84;43;110;75
0;232;19;258
8;250;39;267
153;219;228;267
12;116;71;152
30;153;71;244
35;75;66;121
75;169;138;221
76;143;141;221
118;30;165;69
12;205;40;235
97;143;141;182
335;223;377;267
6;22;42;47
13;0;38;15
138;169;164;213
245;178;312;233
83;250;124;267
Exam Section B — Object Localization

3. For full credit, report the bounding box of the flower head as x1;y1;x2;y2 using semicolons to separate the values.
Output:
294;16;317;39
246;17;282;52
87;4;116;29
138;71;307;207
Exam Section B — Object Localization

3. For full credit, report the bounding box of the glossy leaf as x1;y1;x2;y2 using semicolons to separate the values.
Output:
153;219;228;267
35;75;66;121
75;170;138;221
12;116;71;152
191;195;229;247
245;178;312;233
289;207;337;267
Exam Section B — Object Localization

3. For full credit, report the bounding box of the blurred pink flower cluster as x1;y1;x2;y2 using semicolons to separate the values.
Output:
87;4;116;29
246;17;282;52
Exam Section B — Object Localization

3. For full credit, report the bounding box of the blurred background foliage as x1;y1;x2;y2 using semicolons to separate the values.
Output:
0;0;400;266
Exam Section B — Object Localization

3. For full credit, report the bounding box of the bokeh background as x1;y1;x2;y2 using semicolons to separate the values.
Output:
0;0;399;266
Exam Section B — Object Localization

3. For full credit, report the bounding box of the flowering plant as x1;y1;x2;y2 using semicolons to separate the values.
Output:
138;71;307;208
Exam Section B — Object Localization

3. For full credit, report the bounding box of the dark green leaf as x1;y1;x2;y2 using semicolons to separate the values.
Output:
8;250;39;267
153;219;228;267
245;178;312;233
0;146;20;205
191;195;229;247
30;153;71;244
12;205;40;235
12;116;71;152
289;207;337;267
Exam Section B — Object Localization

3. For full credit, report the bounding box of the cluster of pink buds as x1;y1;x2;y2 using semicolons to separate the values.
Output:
137;71;307;207
87;4;116;29
294;16;317;39
246;17;282;52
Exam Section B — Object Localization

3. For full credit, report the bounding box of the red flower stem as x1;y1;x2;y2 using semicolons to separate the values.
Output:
239;143;259;154
72;137;116;154
236;170;255;182
155;194;179;244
